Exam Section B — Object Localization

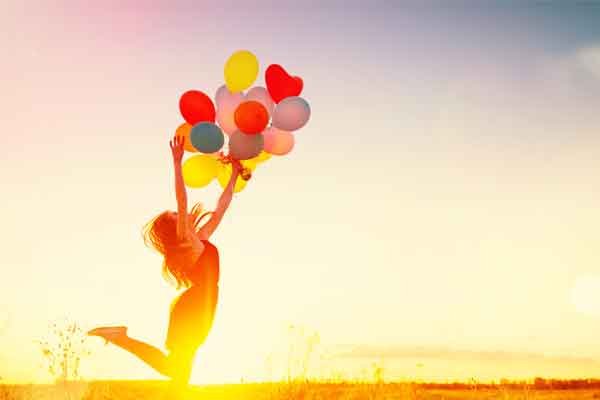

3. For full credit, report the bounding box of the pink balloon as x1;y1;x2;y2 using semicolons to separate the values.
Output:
263;127;294;156
215;85;245;135
246;86;274;116
216;108;239;136
215;85;244;109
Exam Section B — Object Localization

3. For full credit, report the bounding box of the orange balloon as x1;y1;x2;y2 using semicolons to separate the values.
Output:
234;101;269;135
175;122;198;153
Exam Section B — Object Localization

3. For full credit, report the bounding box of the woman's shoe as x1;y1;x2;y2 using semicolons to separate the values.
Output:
87;326;128;345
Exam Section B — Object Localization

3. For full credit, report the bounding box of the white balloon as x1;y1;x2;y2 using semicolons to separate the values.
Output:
272;96;310;132
246;86;274;115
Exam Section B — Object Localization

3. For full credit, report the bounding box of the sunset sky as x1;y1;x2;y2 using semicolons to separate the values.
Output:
2;0;600;384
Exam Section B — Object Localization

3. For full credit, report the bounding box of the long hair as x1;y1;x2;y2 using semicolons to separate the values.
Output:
141;201;214;289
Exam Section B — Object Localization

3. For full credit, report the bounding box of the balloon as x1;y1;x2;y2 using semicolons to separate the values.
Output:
255;150;272;163
243;150;271;169
263;127;295;155
265;64;303;103
246;86;274;115
272;96;310;131
234;101;269;135
224;50;259;93
182;154;219;188
240;159;258;174
179;90;216;125
217;162;247;193
217;108;239;136
190;122;225;153
175;122;198;153
241;158;259;170
215;84;245;110
228;130;264;160
215;85;245;136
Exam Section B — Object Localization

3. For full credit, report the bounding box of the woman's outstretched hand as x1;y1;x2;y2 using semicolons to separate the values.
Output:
169;135;184;164
222;156;252;181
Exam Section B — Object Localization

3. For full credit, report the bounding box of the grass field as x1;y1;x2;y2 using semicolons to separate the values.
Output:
2;380;600;400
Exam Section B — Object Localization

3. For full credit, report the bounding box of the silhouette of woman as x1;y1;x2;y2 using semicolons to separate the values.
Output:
88;135;246;398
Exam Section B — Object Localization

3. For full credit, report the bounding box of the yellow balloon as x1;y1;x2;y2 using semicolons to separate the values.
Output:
224;50;259;93
182;154;219;188
255;150;272;163
240;159;258;171
242;150;271;169
217;163;247;193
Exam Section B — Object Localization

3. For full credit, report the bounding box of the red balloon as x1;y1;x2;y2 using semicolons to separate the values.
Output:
179;90;216;125
234;101;269;135
265;64;303;104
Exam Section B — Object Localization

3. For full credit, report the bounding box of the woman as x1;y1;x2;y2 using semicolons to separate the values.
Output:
88;135;245;397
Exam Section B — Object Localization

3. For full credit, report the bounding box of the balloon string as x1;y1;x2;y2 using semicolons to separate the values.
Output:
217;152;251;181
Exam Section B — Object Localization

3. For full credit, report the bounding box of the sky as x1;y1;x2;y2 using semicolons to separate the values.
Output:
1;0;600;384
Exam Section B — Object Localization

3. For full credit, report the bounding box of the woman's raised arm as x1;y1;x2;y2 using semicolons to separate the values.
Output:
170;135;191;241
197;159;242;239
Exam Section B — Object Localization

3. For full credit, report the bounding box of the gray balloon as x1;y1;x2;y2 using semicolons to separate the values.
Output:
272;96;310;131
229;130;264;160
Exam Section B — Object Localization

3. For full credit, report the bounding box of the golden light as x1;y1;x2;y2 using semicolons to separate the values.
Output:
571;275;600;317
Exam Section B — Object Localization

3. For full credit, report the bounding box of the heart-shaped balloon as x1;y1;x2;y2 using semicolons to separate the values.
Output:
265;64;303;104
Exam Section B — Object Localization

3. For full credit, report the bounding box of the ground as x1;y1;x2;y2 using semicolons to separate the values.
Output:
2;381;600;400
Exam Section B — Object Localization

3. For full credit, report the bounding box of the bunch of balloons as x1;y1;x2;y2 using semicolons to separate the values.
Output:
174;50;311;193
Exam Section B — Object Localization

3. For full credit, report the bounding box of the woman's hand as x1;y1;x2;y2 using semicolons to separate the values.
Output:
230;158;253;181
221;155;251;180
169;135;185;164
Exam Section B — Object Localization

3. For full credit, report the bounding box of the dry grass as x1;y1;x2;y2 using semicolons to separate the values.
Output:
1;381;599;400
4;322;596;399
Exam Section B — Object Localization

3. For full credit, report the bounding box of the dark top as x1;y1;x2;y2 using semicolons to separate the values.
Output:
166;239;219;351
195;239;220;286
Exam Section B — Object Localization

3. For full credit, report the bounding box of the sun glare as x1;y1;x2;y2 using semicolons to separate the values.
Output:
571;275;600;317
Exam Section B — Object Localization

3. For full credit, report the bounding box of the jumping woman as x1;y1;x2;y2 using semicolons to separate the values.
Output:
87;135;246;398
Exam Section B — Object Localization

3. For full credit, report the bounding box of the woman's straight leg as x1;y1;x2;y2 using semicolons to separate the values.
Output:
108;334;197;381
109;335;171;377
163;349;196;399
